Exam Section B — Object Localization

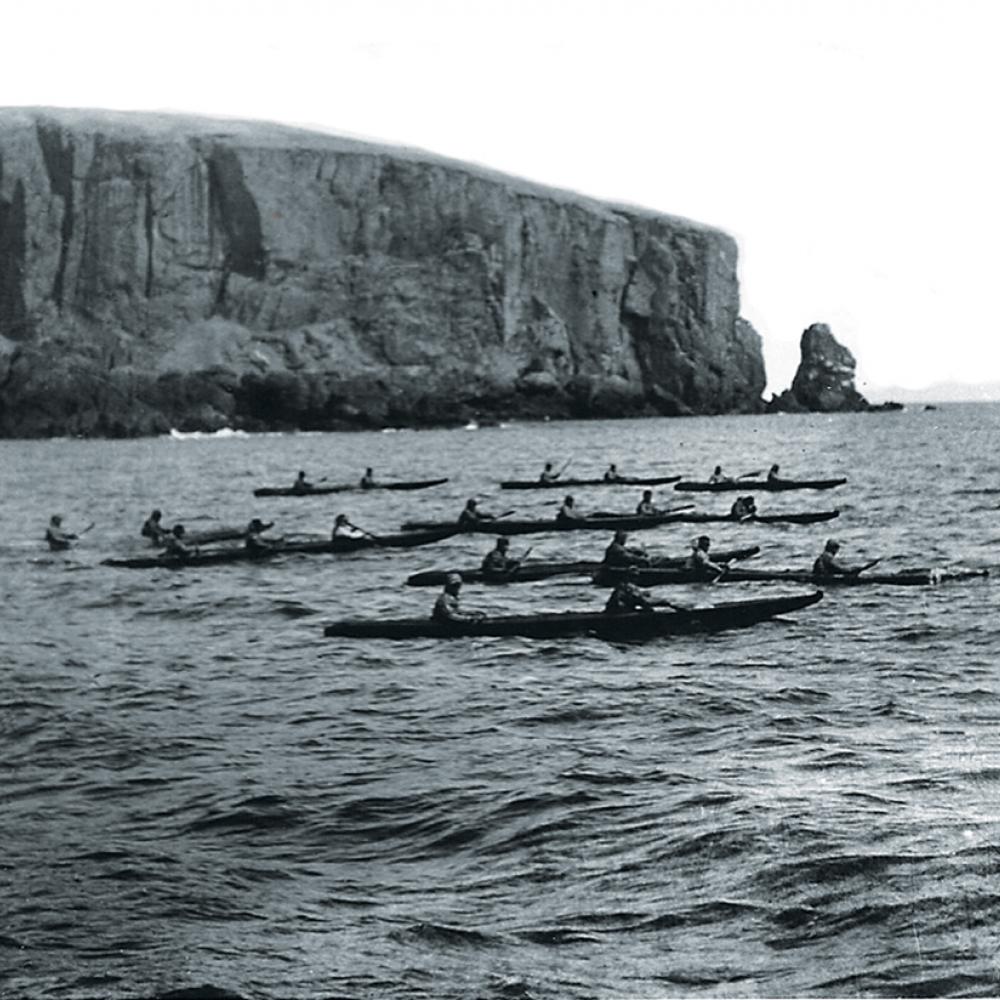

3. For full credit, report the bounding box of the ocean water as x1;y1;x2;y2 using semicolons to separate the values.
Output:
2;405;999;1000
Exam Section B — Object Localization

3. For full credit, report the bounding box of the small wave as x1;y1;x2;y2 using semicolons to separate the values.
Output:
168;427;249;440
516;926;602;945
395;921;498;949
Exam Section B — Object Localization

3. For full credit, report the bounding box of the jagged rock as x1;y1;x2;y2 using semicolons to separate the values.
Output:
0;108;768;437
768;323;870;413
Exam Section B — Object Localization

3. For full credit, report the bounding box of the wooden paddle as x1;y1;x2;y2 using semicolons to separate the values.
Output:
737;469;764;479
851;558;882;576
345;521;385;545
710;548;758;583
79;522;96;535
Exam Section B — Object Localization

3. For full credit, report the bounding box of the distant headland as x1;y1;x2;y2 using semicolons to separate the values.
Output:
0;108;888;437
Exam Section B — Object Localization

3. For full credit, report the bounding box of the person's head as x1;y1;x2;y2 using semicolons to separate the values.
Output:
697;535;711;551
335;514;348;526
613;530;628;544
770;464;779;474
544;462;553;471
609;463;617;471
365;467;373;476
564;495;574;506
496;537;509;550
173;524;185;537
825;539;840;553
642;490;652;501
151;509;162;521
249;518;265;532
445;572;462;593
713;465;722;475
465;498;477;510
297;470;306;478
50;515;62;526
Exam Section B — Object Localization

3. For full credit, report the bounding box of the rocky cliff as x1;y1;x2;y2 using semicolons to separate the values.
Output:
768;323;872;412
0;108;766;437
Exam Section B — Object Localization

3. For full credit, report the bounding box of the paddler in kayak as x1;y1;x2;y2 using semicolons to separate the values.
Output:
603;530;650;568
709;465;733;484
604;566;657;615
162;524;197;558
292;470;314;493
635;490;661;516
245;518;279;551
556;495;584;522
45;515;77;551
432;573;486;623
481;537;521;578
812;539;862;577
141;509;168;544
686;536;726;578
332;514;367;539
360;467;376;489
730;495;758;520
603;463;623;483
767;463;781;482
539;462;561;483
458;498;497;527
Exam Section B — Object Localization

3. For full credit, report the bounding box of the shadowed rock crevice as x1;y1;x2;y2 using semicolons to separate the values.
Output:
0;171;28;339
36;122;76;309
207;145;266;282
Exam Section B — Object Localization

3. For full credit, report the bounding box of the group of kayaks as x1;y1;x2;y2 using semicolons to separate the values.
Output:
94;463;988;641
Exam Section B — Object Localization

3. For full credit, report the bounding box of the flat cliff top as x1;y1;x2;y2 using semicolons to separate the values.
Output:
0;105;719;234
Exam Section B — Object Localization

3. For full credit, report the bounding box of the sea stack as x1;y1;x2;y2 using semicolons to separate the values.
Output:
0;108;766;437
768;323;872;413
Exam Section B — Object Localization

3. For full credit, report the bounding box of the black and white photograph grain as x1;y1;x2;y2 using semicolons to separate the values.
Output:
2;1;999;998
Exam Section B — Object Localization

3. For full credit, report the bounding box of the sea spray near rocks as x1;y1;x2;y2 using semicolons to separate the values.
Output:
0;108;765;437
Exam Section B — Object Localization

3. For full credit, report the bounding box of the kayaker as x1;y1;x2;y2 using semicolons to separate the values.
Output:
45;515;77;551
709;465;732;484
730;495;758;520
458;498;496;527
245;518;278;551
603;567;657;615
141;509;168;544
360;467;377;489
162;524;197;558
332;514;367;539
603;463;623;483
292;470;314;493
686;536;726;578
812;539;856;577
635;489;661;516
432;573;486;623
539;462;561;483
767;464;781;482
481;537;521;577
603;530;649;568
556;495;584;522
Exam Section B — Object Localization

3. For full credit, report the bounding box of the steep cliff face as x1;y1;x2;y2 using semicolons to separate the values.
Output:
0;108;766;436
768;323;870;412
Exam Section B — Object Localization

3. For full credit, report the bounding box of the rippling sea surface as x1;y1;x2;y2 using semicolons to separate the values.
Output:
3;406;1000;1000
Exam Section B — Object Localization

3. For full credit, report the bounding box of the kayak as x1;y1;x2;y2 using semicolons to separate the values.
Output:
675;477;847;492
592;566;990;587
253;477;449;497
404;545;762;587
399;510;839;535
500;475;682;490
167;526;248;546
102;528;458;568
322;591;824;640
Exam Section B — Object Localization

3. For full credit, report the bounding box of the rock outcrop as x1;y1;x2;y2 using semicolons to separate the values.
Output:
768;323;871;413
0;108;767;437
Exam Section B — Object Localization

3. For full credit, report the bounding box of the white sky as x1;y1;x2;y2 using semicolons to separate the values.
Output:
4;0;998;395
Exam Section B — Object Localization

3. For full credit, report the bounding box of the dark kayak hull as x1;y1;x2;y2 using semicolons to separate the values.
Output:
102;528;458;568
500;475;681;490
400;510;838;535
323;591;823;640
404;546;762;587
675;477;847;492
254;477;448;497
593;566;990;587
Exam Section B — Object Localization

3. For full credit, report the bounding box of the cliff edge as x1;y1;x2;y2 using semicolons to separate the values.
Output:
0;108;766;436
